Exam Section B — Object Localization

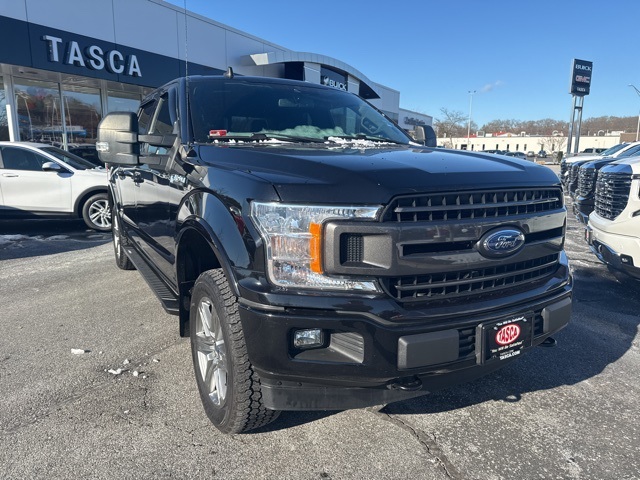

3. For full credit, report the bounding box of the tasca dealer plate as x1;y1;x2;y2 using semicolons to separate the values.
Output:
476;313;532;364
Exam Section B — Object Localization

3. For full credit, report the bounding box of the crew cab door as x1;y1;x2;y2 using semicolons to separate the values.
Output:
132;88;182;285
0;145;72;213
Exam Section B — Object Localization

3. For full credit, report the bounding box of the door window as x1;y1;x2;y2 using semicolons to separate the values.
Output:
138;100;157;135
0;146;53;171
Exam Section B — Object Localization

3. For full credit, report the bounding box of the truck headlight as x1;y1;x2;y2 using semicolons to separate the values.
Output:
250;202;381;290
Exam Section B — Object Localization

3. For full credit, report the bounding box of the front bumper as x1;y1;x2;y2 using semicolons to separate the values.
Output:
237;273;572;410
585;224;640;280
573;195;594;224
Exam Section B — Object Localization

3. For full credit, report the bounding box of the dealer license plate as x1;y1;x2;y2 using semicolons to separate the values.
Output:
476;313;532;364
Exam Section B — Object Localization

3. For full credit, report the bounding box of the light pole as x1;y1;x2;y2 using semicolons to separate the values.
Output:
467;90;476;150
629;84;640;142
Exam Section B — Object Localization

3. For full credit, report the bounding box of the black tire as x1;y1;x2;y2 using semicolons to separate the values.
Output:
190;269;279;434
112;212;135;270
82;192;112;232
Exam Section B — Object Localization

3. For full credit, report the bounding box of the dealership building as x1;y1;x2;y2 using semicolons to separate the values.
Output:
0;0;432;146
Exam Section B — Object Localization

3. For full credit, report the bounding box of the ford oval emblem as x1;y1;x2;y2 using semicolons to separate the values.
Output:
477;228;525;258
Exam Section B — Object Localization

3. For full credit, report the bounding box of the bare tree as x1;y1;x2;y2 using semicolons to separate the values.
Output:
542;135;567;153
479;116;639;137
434;108;468;143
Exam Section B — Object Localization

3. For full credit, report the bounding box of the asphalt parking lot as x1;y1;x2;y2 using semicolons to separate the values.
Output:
1;174;639;479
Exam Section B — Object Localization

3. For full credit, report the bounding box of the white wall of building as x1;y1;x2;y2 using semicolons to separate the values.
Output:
441;134;621;154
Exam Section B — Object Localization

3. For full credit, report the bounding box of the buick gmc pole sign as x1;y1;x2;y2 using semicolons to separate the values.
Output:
570;59;592;96
567;59;593;155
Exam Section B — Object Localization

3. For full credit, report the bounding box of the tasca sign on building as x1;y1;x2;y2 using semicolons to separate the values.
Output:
570;59;592;96
42;35;142;77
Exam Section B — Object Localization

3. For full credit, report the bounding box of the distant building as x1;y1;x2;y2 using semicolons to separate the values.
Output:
441;132;622;154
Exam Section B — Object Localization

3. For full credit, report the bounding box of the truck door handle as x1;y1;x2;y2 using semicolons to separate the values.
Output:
2;173;19;177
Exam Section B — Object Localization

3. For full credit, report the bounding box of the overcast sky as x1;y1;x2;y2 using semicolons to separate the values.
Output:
166;0;639;127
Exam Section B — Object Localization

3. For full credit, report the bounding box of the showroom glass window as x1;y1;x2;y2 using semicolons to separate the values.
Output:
107;91;140;113
62;85;102;145
14;78;62;143
0;77;8;141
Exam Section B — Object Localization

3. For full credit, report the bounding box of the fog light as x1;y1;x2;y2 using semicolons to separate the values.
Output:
293;329;324;349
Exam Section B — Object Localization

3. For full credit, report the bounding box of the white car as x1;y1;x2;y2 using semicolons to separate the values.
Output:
0;142;110;231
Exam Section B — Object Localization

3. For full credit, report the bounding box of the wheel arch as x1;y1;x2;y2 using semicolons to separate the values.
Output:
73;187;109;218
175;218;240;337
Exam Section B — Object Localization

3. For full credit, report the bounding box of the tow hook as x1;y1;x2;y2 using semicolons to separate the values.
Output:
539;336;557;348
388;377;422;391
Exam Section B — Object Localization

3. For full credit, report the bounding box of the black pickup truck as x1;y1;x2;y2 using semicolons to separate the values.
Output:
97;74;572;433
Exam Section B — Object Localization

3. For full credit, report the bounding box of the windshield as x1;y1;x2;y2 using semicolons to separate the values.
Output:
600;143;628;156
41;146;98;170
617;144;640;158
188;79;412;145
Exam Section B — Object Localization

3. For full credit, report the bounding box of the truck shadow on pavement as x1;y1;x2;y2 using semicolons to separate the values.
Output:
0;219;111;260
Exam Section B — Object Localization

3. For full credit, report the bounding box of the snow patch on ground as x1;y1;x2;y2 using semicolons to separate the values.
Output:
0;235;31;245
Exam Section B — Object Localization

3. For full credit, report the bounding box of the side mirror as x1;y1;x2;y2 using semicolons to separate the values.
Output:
96;112;140;165
413;125;437;148
42;161;62;172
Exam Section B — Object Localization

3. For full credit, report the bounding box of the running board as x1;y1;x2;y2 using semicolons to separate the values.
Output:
123;246;179;315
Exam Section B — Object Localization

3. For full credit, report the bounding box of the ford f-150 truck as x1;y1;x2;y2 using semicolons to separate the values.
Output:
97;74;572;433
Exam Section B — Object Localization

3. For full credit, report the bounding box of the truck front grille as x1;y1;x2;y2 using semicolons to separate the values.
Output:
560;160;568;182
386;188;563;222
577;167;597;197
383;253;559;304
594;172;632;220
568;163;581;195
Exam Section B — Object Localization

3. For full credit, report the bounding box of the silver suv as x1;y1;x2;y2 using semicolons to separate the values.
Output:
0;142;110;231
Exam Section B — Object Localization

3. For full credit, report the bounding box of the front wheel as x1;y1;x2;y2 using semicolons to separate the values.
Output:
82;193;111;231
190;269;279;434
112;212;135;270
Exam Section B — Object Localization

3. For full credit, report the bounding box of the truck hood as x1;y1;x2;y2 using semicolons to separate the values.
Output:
196;144;561;204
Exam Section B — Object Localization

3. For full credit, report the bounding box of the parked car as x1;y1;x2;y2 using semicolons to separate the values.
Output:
0;142;110;231
67;145;102;167
581;147;606;154
482;149;505;154
527;151;536;157
537;150;548;158
505;151;528;160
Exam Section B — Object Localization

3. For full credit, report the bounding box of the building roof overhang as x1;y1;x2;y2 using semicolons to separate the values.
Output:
248;51;380;99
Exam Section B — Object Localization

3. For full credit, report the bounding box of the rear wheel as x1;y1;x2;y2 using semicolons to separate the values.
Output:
190;269;279;434
82;193;111;231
